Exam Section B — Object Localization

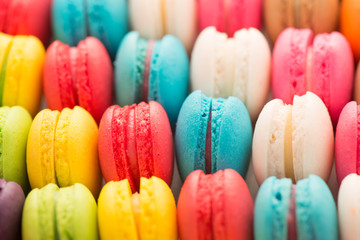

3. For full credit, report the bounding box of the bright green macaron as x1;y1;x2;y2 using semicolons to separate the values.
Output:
0;106;32;192
22;183;98;240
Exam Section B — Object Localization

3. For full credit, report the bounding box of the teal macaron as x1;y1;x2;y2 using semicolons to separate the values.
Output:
114;31;189;126
254;175;338;240
0;106;32;192
175;90;252;181
22;183;98;240
52;0;128;58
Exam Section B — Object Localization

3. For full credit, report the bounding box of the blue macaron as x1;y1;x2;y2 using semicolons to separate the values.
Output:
52;0;128;58
175;90;252;181
255;175;338;240
114;31;189;126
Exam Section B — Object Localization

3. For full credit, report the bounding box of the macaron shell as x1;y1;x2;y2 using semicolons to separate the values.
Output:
0;180;25;240
27;109;59;189
296;175;338;240
1;106;32;192
22;183;59;240
272;28;313;104
140;177;177;239
341;0;360;60
153;34;189;125
98;180;138;240
0;33;13;76
86;0;128;58
2;35;45;116
56;183;98;240
214;97;252;177
52;0;87;46
54;107;101;197
312;32;354;125
78;37;113;123
254;177;292;240
338;174;360;240
335;101;358;184
114;31;141;106
149;101;173;185
292;92;334;181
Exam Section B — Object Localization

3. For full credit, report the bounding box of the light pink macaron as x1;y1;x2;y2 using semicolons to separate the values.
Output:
272;28;354;126
335;101;360;185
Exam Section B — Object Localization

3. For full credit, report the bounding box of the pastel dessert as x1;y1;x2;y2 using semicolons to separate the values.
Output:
264;0;339;43
129;0;196;52
98;102;173;193
354;61;360;103
44;37;113;123
0;106;32;192
0;33;45;117
0;179;25;240
22;183;98;240
98;177;177;240
253;92;334;185
175;91;252;181
335;101;360;184
338;174;360;240
52;0;128;58
255;175;338;240
198;0;262;37
0;0;52;44
272;28;354;125
115;31;189;126
26;107;101;197
177;169;254;240
341;0;360;60
191;27;271;121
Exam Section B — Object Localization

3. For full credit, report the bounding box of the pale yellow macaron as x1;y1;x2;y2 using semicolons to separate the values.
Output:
0;32;45;117
26;106;101;197
98;176;177;240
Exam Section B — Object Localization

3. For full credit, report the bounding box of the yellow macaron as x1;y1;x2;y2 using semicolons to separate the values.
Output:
26;106;101;197
0;32;45;116
98;176;177;240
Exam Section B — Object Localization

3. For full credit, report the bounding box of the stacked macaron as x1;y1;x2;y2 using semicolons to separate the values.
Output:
3;0;360;239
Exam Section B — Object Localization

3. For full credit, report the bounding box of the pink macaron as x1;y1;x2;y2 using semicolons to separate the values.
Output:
335;101;360;185
198;0;262;37
44;37;113;123
272;28;354;125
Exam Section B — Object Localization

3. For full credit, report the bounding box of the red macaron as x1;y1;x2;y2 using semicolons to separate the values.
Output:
177;169;254;240
98;102;173;192
44;37;113;123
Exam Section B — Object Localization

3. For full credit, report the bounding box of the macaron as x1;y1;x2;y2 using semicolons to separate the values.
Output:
44;37;113;124
335;101;360;184
0;0;52;44
272;28;354;125
253;92;334;185
255;175;338;240
341;0;360;60
338;174;360;240
115;31;189;126
198;0;262;37
0;106;32;192
0;33;45;117
98;176;177;240
354;61;360;103
27;106;101;197
177;169;254;240
52;0;128;58
191;27;271;121
175;90;252;181
98;102;173;193
264;0;339;43
129;0;196;53
0;179;25;240
22;183;98;240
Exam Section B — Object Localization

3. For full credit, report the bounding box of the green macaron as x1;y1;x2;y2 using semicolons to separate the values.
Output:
0;106;32;192
22;183;98;240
